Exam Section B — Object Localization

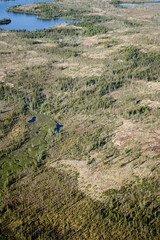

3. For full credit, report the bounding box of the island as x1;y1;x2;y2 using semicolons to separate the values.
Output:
0;18;11;25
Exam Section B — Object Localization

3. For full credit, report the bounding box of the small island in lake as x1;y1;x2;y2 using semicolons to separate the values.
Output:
0;18;11;25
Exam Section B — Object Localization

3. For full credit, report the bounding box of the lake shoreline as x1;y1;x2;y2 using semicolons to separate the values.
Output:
0;0;79;30
119;0;160;5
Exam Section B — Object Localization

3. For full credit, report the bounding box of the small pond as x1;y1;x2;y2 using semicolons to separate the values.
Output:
28;117;63;133
0;0;79;30
28;116;36;123
55;123;63;132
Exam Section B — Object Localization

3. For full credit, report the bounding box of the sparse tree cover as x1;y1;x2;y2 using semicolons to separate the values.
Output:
0;0;160;239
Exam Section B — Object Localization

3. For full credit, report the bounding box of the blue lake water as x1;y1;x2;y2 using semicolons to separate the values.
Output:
120;1;160;5
0;0;79;30
28;116;36;123
55;123;63;132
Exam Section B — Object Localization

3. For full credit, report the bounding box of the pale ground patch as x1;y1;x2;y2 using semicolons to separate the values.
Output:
0;71;6;82
82;48;109;59
142;127;160;155
113;117;160;156
82;35;106;46
116;30;143;46
141;99;160;109
88;10;106;17
14;4;40;12
49;114;160;201
24;51;48;66
0;50;48;78
121;4;160;24
54;23;82;29
0;41;8;46
0;33;9;37
56;59;103;77
54;23;69;29
147;81;160;92
113;119;138;148
0;120;26;151
40;42;56;47
50;152;157;201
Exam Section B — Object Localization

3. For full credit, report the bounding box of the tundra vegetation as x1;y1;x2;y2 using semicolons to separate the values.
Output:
0;0;160;239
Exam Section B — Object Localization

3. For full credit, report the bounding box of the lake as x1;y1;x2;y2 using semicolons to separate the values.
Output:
120;1;160;6
0;0;79;30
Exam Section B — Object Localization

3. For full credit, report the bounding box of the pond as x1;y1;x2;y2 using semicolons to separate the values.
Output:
0;0;79;30
28;117;63;134
55;123;63;132
120;1;160;6
28;116;36;123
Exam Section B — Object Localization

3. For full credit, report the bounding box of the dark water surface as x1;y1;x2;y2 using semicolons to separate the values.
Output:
0;0;79;30
55;123;63;132
28;116;36;123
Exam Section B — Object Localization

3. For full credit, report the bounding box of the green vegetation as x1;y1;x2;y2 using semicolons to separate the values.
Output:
1;167;159;240
7;3;86;20
119;46;160;81
0;0;160;239
0;18;11;25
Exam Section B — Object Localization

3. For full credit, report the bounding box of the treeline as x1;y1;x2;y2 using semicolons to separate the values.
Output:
17;28;81;40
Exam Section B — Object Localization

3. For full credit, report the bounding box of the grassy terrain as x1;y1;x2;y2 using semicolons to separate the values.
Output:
0;0;160;239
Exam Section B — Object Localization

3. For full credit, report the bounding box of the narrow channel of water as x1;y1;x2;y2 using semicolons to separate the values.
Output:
0;0;79;30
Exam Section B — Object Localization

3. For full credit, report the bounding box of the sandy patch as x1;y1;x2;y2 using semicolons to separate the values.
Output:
147;81;160;92
113;119;139;148
54;23;82;29
141;99;160;108
50;155;157;201
0;41;8;46
0;33;9;37
0;51;48;75
83;35;106;46
15;4;40;12
57;60;103;78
